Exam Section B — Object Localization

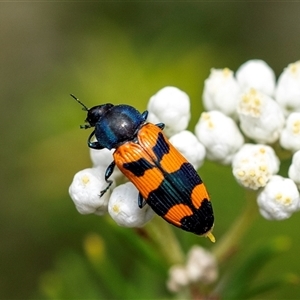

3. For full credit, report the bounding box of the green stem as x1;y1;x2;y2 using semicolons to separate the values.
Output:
145;216;185;265
212;189;258;263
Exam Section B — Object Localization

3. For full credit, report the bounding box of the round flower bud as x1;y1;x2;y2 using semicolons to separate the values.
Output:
90;147;113;168
185;246;218;284
108;182;154;228
69;168;111;216
147;86;191;137
169;130;206;170
166;265;189;293
232;144;280;190
166;246;218;293
280;112;300;152
257;175;300;220
236;59;276;96
237;88;285;144
195;110;244;165
202;68;240;118
288;150;300;189
90;148;123;181
275;60;300;116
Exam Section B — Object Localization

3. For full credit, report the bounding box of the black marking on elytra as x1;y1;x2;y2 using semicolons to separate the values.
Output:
180;199;214;235
152;132;170;163
122;132;170;177
123;158;154;177
146;162;203;216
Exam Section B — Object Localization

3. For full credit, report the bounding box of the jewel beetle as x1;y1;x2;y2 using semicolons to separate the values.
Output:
71;94;215;242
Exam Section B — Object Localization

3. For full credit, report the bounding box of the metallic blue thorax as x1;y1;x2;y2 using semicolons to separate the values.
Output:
94;104;147;150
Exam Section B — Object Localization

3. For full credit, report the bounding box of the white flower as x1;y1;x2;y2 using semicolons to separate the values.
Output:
185;246;218;284
280;112;300;152
108;182;155;228
202;68;240;118
69;168;112;216
166;246;218;293
90;148;123;181
237;88;285;144
167;266;189;293
288;150;300;190
275;60;300;116
257;175;300;220
90;147;114;168
236;59;276;96
169;130;206;170
232;144;280;190
195;110;244;165
147;86;191;137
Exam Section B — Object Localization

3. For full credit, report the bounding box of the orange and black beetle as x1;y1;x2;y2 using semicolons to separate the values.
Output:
72;94;215;241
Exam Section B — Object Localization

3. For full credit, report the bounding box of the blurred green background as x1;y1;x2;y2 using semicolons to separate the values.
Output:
1;2;300;299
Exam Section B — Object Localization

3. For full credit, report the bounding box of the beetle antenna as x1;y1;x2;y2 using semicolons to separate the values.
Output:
70;94;89;111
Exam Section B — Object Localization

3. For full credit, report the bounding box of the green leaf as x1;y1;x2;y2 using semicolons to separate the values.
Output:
244;273;300;299
221;236;291;299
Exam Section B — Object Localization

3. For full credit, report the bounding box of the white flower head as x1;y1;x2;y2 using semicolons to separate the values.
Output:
167;266;189;293
236;59;276;96
280;112;300;152
185;246;218;284
232;144;280;190
90;148;123;181
166;246;218;293
108;182;155;228
147;86;191;137
202;68;240;118
288;150;300;190
275;60;300;116
69;168;112;216
169;130;206;170
257;175;300;220
195;110;244;165
90;147;114;168
237;88;285;144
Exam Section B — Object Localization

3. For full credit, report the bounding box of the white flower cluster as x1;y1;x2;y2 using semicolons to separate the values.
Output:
69;149;155;227
69;86;205;228
69;60;300;228
203;59;300;220
167;246;218;293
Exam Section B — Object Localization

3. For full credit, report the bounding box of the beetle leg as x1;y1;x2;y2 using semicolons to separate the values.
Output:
87;130;104;149
99;161;115;197
155;123;165;130
105;161;116;181
138;193;147;208
141;110;148;121
99;182;113;197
